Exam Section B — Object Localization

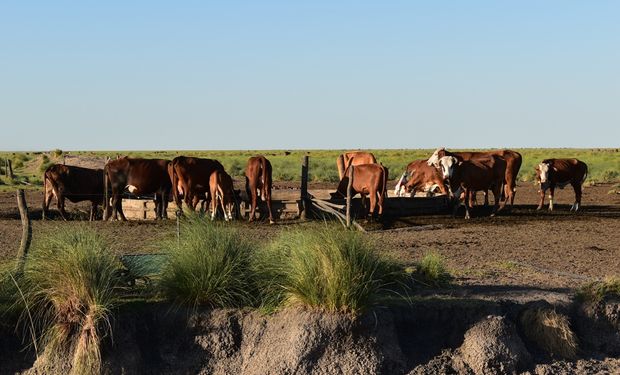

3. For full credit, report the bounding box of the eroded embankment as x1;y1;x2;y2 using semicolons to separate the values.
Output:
2;297;619;375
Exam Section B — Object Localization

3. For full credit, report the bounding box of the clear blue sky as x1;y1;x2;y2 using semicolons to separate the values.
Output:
1;1;618;150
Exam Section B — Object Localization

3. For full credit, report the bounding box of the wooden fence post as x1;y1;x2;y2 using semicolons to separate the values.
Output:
16;190;32;273
346;165;354;228
103;158;110;220
7;159;14;179
300;155;309;220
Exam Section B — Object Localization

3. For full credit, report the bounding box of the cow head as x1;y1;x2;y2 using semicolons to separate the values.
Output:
438;156;458;180
535;161;555;189
427;147;446;167
394;171;409;197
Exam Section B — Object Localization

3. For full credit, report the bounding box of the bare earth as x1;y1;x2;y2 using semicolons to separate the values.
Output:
1;182;619;296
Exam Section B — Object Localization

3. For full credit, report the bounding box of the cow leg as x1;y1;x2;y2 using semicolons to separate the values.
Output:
536;188;546;210
548;187;555;211
463;188;471;219
57;195;68;221
115;196;127;221
377;190;384;217
162;191;169;219
264;188;274;224
483;190;489;206
89;203;96;221
42;186;54;220
248;182;258;222
571;182;582;212
491;184;502;216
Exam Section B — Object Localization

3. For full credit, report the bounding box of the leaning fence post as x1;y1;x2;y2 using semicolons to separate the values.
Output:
16;190;32;273
300;155;309;220
346;165;354;228
7;159;14;179
176;210;181;245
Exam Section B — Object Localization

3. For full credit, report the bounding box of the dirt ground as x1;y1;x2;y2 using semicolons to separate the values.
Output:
1;182;618;297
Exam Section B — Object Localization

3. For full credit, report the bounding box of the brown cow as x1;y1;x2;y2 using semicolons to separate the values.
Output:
169;156;224;212
437;155;506;219
535;158;588;211
209;169;236;221
104;157;171;221
43;164;104;221
331;163;388;219
394;159;448;197
336;151;377;180
428;148;522;206
245;155;274;224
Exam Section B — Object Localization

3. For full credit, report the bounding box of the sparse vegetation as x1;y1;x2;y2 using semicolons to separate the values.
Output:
159;214;258;307
577;276;620;304
21;225;122;375
256;226;401;314
410;252;452;287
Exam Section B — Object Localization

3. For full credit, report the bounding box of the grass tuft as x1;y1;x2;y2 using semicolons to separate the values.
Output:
576;276;620;304
159;214;257;308
410;252;452;287
256;226;401;314
21;225;121;375
520;308;578;359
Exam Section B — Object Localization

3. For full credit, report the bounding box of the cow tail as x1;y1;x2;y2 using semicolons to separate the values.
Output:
42;169;48;218
582;163;588;184
261;157;269;198
382;164;389;200
103;164;110;216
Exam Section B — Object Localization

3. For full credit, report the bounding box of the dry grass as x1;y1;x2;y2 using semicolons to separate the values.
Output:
577;276;620;304
520;308;578;359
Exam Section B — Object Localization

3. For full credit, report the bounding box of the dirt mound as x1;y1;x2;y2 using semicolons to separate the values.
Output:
573;297;620;356
455;316;532;375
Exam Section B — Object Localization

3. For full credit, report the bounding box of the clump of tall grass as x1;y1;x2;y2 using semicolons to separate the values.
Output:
21;225;121;375
520;308;578;359
576;276;620;304
159;214;257;307
256;226;401;314
410;252;452;287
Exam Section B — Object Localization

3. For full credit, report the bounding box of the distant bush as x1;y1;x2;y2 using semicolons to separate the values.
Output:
256;227;401;314
159;215;258;307
52;149;63;157
39;155;53;174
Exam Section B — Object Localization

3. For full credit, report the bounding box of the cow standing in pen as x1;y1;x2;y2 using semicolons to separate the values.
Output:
245;155;274;224
209;169;236;221
104;157;171;221
535;158;588;212
394;159;449;197
331;163;388;220
427;148;522;206
42;164;104;221
437;155;506;219
169;156;224;212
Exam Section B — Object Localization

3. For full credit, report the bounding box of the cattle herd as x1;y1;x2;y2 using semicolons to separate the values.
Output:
41;148;589;222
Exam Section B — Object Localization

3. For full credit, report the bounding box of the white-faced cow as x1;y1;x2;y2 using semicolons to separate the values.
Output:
43;164;104;221
428;148;522;206
104;157;171;221
437;155;506;219
245;155;274;224
336;151;377;180
394;159;448;197
209;169;236;221
535;158;588;212
169;156;224;212
331;163;388;219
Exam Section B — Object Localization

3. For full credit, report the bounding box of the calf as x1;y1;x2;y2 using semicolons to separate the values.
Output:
331;163;388;219
209;169;236;221
43;164;104;221
535;158;588;211
438;155;506;219
394;159;448;197
245;155;274;224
